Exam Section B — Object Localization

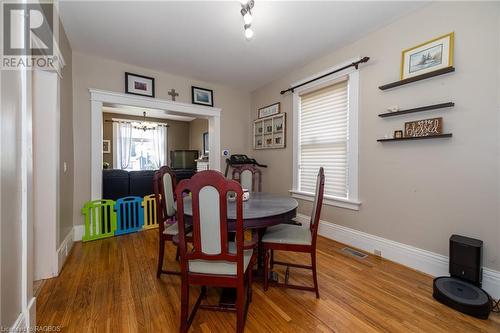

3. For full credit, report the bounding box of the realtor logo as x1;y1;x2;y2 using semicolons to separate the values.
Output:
3;2;53;56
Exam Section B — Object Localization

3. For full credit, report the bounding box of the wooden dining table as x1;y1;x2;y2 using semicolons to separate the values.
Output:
178;192;298;307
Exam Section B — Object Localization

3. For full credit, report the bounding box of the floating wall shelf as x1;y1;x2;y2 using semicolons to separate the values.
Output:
378;102;454;118
379;67;455;91
377;133;452;142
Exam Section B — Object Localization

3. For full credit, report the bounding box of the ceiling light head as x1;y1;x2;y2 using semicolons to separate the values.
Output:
243;12;253;25
244;25;254;40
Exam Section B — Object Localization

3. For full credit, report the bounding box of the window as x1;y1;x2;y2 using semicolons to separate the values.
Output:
291;61;360;210
113;120;167;171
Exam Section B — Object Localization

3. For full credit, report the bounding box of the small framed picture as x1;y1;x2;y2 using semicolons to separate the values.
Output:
103;140;111;153
125;72;155;97
192;86;214;107
401;32;454;80
258;102;280;119
203;132;209;156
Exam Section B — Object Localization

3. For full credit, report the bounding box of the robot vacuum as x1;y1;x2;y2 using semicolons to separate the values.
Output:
433;276;491;319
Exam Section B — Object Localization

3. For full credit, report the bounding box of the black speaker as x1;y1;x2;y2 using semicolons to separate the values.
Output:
449;234;483;287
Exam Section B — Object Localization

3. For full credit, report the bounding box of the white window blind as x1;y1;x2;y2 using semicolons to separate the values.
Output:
299;79;349;198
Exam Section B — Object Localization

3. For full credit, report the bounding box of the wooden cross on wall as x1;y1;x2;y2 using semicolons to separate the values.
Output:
168;88;179;101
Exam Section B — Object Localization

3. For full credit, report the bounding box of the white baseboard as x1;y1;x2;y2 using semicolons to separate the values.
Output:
295;214;500;299
73;224;84;242
12;297;36;331
57;228;75;273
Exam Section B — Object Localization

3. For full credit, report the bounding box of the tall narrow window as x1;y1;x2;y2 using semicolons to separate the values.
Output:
299;79;349;198
292;63;359;210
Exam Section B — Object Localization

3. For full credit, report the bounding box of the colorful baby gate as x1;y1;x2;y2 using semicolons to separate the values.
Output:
115;196;144;235
81;199;117;242
142;194;159;229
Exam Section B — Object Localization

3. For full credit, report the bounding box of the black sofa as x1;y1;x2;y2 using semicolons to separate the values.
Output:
102;169;196;200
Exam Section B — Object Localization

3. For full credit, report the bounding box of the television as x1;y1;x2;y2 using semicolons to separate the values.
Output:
170;150;199;169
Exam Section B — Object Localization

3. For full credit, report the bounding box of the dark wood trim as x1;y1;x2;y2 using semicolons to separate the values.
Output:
125;72;155;97
378;66;455;91
377;133;452;142
378;102;454;118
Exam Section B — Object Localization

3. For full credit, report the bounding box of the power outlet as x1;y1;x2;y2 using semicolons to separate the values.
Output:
374;249;382;257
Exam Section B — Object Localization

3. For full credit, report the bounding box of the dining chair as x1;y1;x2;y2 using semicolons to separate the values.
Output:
262;167;325;298
153;166;190;277
232;164;262;192
175;170;258;333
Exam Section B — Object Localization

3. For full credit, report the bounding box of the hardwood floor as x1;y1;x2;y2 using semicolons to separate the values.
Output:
37;229;500;332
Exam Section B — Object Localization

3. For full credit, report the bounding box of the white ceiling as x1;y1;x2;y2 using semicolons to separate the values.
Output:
60;1;427;91
102;105;196;121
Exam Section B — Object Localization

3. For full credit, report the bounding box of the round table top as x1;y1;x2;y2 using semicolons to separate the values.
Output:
181;192;298;220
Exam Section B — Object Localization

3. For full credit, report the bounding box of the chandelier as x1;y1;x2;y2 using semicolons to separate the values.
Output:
132;112;158;131
240;0;255;40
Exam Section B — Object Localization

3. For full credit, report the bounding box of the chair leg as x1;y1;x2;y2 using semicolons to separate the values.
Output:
175;246;180;262
270;249;274;270
247;259;254;303
180;279;189;333
311;252;320;299
264;249;269;291
157;238;165;278
236;284;245;333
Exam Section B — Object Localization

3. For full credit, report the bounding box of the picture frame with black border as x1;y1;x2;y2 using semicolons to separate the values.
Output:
125;72;155;97
192;86;214;107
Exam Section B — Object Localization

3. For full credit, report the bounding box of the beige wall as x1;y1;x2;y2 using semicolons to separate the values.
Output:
72;52;251;226
189;118;208;154
59;24;74;246
250;2;500;271
102;113;190;168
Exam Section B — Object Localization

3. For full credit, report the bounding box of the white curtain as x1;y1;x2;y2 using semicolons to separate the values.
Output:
113;121;133;169
152;125;167;168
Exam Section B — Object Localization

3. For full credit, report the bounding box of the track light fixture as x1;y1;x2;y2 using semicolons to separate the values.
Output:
240;0;255;40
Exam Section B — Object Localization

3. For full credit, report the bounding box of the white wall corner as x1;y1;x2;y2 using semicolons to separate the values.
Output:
295;213;500;299
73;224;84;242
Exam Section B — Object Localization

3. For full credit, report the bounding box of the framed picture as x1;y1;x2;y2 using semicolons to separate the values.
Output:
401;32;454;80
103;140;111;153
258;102;280;119
394;130;403;139
192;86;214;107
202;132;209;156
125;72;155;97
404;117;443;137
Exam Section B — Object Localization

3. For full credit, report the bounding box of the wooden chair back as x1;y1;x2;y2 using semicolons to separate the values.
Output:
153;166;177;228
176;170;245;276
232;165;262;192
309;167;325;246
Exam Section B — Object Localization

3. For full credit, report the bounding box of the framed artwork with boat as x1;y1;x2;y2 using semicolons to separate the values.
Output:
401;32;454;80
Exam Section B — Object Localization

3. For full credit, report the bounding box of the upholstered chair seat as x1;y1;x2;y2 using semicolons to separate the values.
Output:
163;222;192;236
262;224;312;246
188;242;254;275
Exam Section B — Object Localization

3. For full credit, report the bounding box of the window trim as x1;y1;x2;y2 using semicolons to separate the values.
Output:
291;58;361;211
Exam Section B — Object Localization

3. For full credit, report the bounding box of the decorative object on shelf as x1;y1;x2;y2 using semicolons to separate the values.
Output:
405;117;443;138
394;130;403;139
103;162;110;169
125;72;155;97
377;133;452;142
387;106;400;113
132;111;158;131
191;86;214;106
167;88;179;101
401;32;454;80
258;102;280;119
254;113;286;149
281;57;370;95
239;0;255;40
103;139;111;153
203;132;209;156
379;102;454;118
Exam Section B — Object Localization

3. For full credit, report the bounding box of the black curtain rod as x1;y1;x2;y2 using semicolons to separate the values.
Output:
280;56;370;95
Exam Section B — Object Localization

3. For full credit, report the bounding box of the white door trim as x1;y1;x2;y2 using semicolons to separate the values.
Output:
89;89;221;199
